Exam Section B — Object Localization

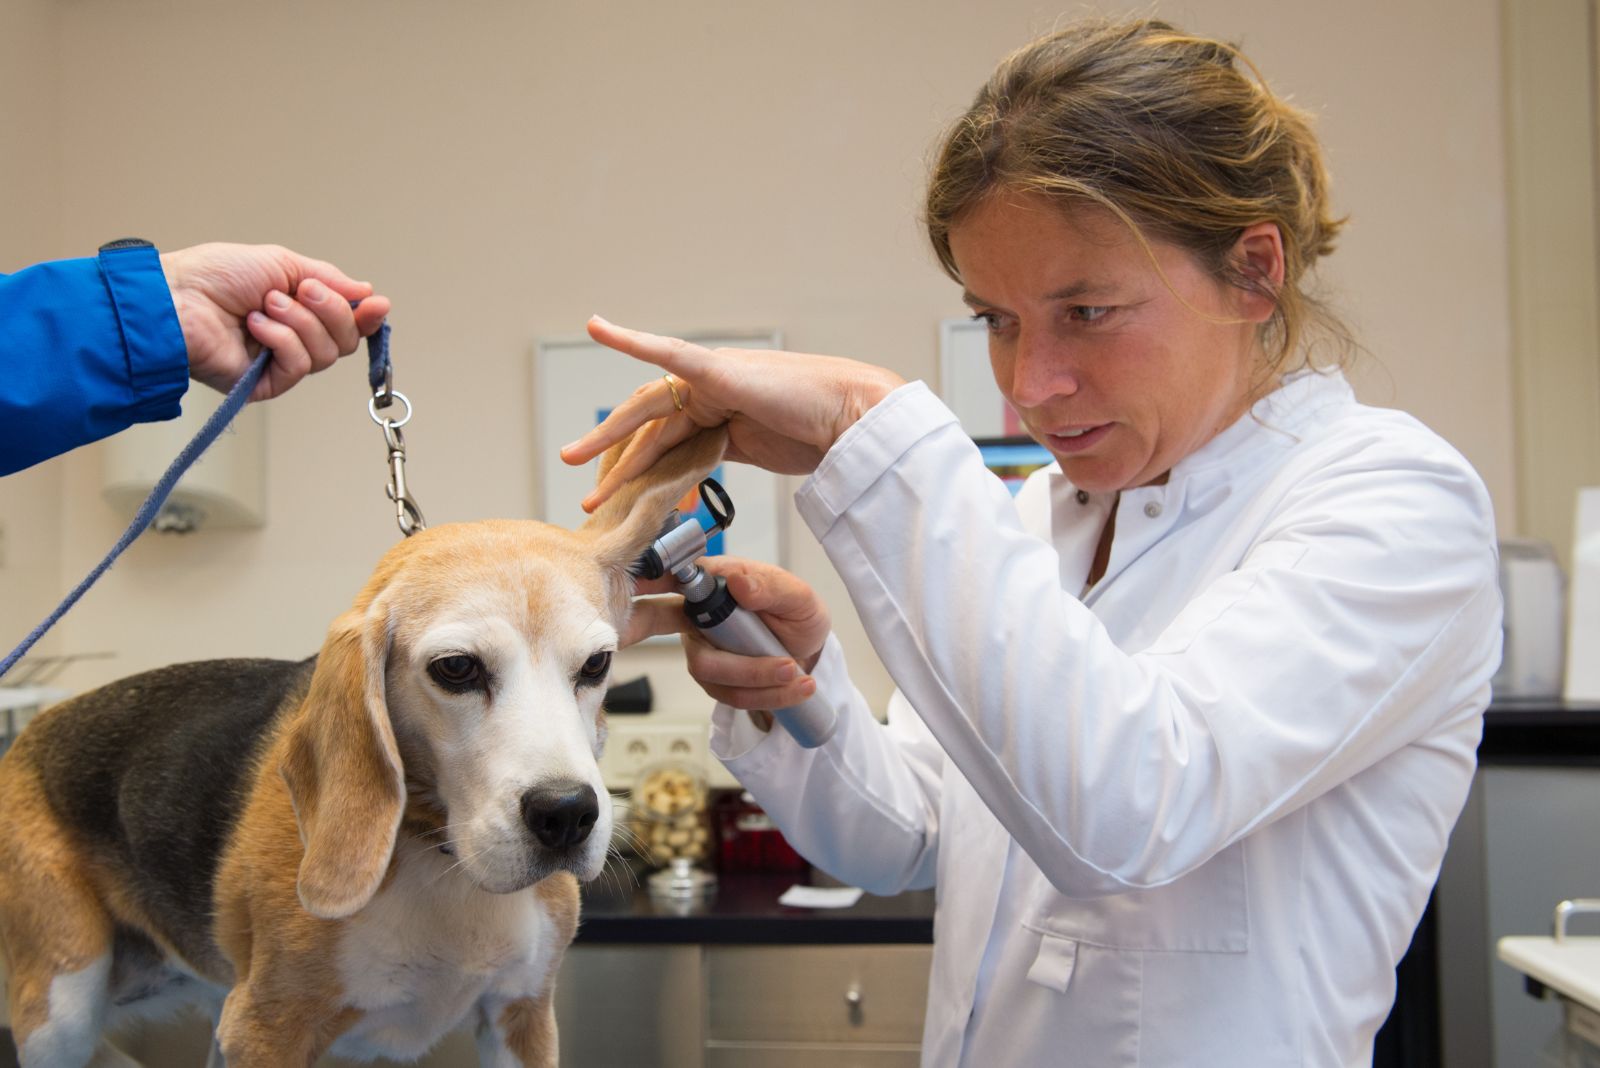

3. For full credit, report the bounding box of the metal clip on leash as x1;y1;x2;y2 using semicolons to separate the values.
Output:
363;322;426;537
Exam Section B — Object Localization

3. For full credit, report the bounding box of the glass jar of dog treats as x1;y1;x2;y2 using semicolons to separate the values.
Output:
629;760;712;869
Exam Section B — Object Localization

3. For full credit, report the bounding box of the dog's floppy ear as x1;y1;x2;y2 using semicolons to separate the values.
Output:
581;427;728;608
279;601;405;920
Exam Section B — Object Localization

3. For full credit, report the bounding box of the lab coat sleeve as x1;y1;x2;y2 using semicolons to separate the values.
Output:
709;633;945;894
0;246;188;476
794;381;1501;896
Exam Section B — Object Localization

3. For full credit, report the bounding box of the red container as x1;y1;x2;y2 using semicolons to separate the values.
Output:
712;790;808;874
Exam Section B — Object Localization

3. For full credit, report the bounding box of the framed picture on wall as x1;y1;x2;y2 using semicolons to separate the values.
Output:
974;437;1056;497
940;317;1058;496
938;315;1024;438
532;332;787;569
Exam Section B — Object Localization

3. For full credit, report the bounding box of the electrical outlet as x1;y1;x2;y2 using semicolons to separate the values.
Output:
600;721;737;791
600;721;704;790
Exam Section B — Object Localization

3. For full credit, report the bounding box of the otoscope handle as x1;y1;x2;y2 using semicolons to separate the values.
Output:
684;579;839;749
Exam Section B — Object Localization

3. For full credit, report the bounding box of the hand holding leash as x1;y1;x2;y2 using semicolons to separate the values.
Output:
160;242;390;401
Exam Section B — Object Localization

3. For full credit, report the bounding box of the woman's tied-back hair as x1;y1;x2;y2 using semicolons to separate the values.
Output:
925;17;1351;376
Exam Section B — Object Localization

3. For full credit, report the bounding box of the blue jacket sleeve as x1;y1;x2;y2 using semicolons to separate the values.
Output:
0;244;189;476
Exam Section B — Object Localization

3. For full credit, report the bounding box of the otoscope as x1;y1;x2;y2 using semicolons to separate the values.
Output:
632;478;839;748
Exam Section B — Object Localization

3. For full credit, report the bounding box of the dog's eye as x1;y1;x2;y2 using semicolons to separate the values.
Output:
428;654;486;693
577;650;612;684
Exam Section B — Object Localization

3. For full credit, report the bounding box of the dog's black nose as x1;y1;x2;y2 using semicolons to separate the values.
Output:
520;781;599;850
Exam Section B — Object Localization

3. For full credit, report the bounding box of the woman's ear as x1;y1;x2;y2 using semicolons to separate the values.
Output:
1230;221;1286;324
279;601;405;920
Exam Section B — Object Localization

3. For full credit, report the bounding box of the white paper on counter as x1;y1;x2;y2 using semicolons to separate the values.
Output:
779;884;865;909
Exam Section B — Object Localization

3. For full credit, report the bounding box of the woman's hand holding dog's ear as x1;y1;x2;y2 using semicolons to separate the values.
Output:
563;316;905;513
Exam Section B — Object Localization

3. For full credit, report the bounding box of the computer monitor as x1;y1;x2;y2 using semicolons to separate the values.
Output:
975;436;1056;497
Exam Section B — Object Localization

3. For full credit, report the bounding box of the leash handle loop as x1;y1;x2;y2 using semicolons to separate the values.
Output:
366;320;394;402
0;350;269;679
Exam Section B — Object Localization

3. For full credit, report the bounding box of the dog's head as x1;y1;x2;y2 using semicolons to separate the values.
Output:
281;428;727;919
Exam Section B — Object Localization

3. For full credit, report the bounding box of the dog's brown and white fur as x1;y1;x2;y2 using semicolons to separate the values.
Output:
0;430;724;1067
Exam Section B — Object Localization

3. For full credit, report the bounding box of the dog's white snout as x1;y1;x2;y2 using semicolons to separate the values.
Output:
519;781;599;850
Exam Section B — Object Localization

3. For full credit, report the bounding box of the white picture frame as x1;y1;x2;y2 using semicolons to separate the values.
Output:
533;331;787;569
938;316;1024;438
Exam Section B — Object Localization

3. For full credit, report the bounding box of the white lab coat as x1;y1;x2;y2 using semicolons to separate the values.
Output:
709;370;1501;1067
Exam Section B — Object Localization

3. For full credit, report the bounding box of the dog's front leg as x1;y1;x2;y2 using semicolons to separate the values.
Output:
215;984;353;1068
474;993;558;1068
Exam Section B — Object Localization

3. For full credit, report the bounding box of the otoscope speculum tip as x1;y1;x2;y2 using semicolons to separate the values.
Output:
631;510;712;580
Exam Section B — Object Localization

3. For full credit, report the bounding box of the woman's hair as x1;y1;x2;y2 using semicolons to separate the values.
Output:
925;17;1351;375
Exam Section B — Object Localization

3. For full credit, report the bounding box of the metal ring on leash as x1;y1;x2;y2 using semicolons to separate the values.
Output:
369;390;413;429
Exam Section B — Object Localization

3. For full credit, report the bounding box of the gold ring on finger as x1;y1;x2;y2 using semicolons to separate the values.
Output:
663;373;685;413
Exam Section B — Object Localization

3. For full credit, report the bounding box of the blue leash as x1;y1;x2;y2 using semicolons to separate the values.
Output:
0;319;399;680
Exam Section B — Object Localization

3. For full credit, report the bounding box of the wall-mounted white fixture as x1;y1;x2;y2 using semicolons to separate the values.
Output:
101;388;266;533
1568;488;1600;701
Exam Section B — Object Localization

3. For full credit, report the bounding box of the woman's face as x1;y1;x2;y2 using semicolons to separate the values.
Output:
948;192;1275;493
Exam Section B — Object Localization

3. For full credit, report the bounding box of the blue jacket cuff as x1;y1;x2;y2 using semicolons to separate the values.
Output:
97;243;188;422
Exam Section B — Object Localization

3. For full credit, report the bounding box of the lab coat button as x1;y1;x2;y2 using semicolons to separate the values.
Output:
1076;490;1090;505
1144;501;1163;518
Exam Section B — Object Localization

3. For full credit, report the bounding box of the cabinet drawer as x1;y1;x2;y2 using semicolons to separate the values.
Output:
707;1044;922;1068
707;945;931;1045
555;945;703;1067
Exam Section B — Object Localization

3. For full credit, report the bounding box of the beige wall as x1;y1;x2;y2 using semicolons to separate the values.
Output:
4;0;1515;714
0;0;64;663
1502;0;1600;569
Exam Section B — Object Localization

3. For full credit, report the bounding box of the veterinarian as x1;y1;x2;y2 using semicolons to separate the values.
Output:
564;16;1502;1067
0;240;390;476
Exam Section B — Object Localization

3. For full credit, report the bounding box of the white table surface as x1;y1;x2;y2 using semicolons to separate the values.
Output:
1500;935;1600;1012
0;686;67;713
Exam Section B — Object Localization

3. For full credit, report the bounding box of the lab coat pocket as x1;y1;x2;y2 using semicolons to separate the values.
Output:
1021;839;1248;953
1141;541;1308;656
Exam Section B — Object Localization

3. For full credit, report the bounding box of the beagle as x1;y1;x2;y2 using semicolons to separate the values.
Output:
0;429;725;1067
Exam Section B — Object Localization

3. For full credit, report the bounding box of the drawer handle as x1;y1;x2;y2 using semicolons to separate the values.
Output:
844;984;863;1008
1554;899;1600;942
